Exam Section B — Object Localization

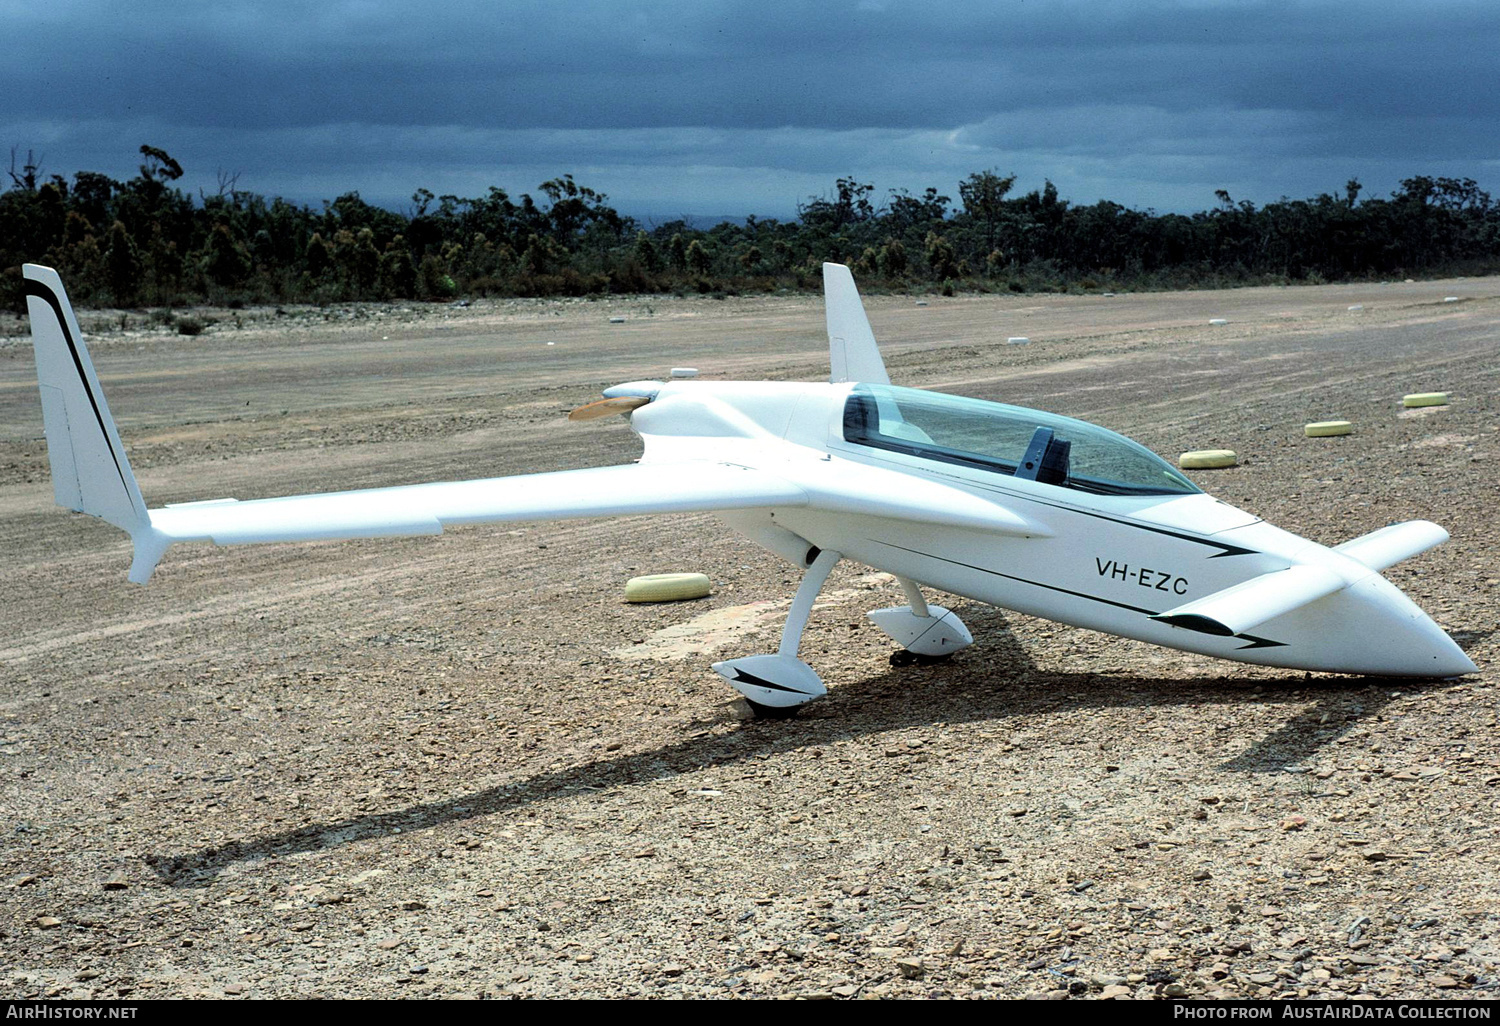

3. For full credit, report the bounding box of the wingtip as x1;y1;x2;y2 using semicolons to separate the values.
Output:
823;262;889;385
127;527;171;585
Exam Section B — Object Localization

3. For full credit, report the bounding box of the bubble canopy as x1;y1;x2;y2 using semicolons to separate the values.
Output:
842;384;1200;497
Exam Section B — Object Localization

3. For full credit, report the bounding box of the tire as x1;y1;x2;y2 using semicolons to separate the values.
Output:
746;700;802;720
624;572;712;603
1179;449;1237;469
1402;393;1449;408
1304;421;1353;437
889;649;955;668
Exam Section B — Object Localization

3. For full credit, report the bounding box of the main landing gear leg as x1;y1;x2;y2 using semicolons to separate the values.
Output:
870;575;973;666
713;548;842;717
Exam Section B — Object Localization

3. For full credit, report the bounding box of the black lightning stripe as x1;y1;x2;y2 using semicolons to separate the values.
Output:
874;539;1284;650
24;277;134;499
730;668;806;694
1007;493;1260;558
1233;634;1286;650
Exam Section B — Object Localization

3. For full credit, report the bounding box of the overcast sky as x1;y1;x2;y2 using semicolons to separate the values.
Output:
3;0;1498;222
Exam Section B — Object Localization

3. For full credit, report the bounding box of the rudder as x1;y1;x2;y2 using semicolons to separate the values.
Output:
24;264;150;538
823;262;891;385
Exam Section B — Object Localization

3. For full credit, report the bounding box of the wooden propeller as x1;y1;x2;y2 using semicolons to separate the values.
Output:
567;395;651;421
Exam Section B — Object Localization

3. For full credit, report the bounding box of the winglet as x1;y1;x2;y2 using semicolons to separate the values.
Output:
824;263;890;385
24;264;164;583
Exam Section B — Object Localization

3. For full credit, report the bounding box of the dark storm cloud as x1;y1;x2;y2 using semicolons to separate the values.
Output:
3;1;1498;214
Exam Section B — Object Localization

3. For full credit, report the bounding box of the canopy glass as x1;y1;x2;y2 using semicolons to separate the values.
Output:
843;384;1200;497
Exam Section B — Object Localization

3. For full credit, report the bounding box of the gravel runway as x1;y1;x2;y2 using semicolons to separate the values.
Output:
0;278;1495;999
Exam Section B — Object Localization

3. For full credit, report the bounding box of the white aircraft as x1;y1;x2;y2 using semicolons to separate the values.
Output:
21;262;1475;716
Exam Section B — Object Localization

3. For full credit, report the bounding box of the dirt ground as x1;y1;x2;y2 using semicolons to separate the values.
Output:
0;278;1496;1000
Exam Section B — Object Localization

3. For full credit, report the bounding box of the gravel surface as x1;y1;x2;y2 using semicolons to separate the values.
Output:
0;279;1496;1000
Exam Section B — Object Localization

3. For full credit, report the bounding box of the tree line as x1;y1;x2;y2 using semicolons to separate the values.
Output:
3;144;1498;312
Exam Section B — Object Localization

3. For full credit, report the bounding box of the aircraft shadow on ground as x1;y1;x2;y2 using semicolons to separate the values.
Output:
146;603;1455;887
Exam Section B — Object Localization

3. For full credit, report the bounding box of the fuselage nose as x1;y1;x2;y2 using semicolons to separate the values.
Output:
1340;574;1477;677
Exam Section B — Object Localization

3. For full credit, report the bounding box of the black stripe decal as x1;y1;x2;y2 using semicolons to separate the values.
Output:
878;538;1158;614
24;277;134;500
1234;634;1286;650
846;443;1259;557
1009;494;1259;558
874;539;1284;650
729;668;805;694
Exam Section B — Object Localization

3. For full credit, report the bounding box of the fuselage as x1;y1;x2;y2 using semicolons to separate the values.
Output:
625;379;1475;679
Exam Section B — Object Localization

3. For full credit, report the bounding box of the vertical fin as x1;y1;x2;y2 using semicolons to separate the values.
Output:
24;264;164;582
823;262;891;385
